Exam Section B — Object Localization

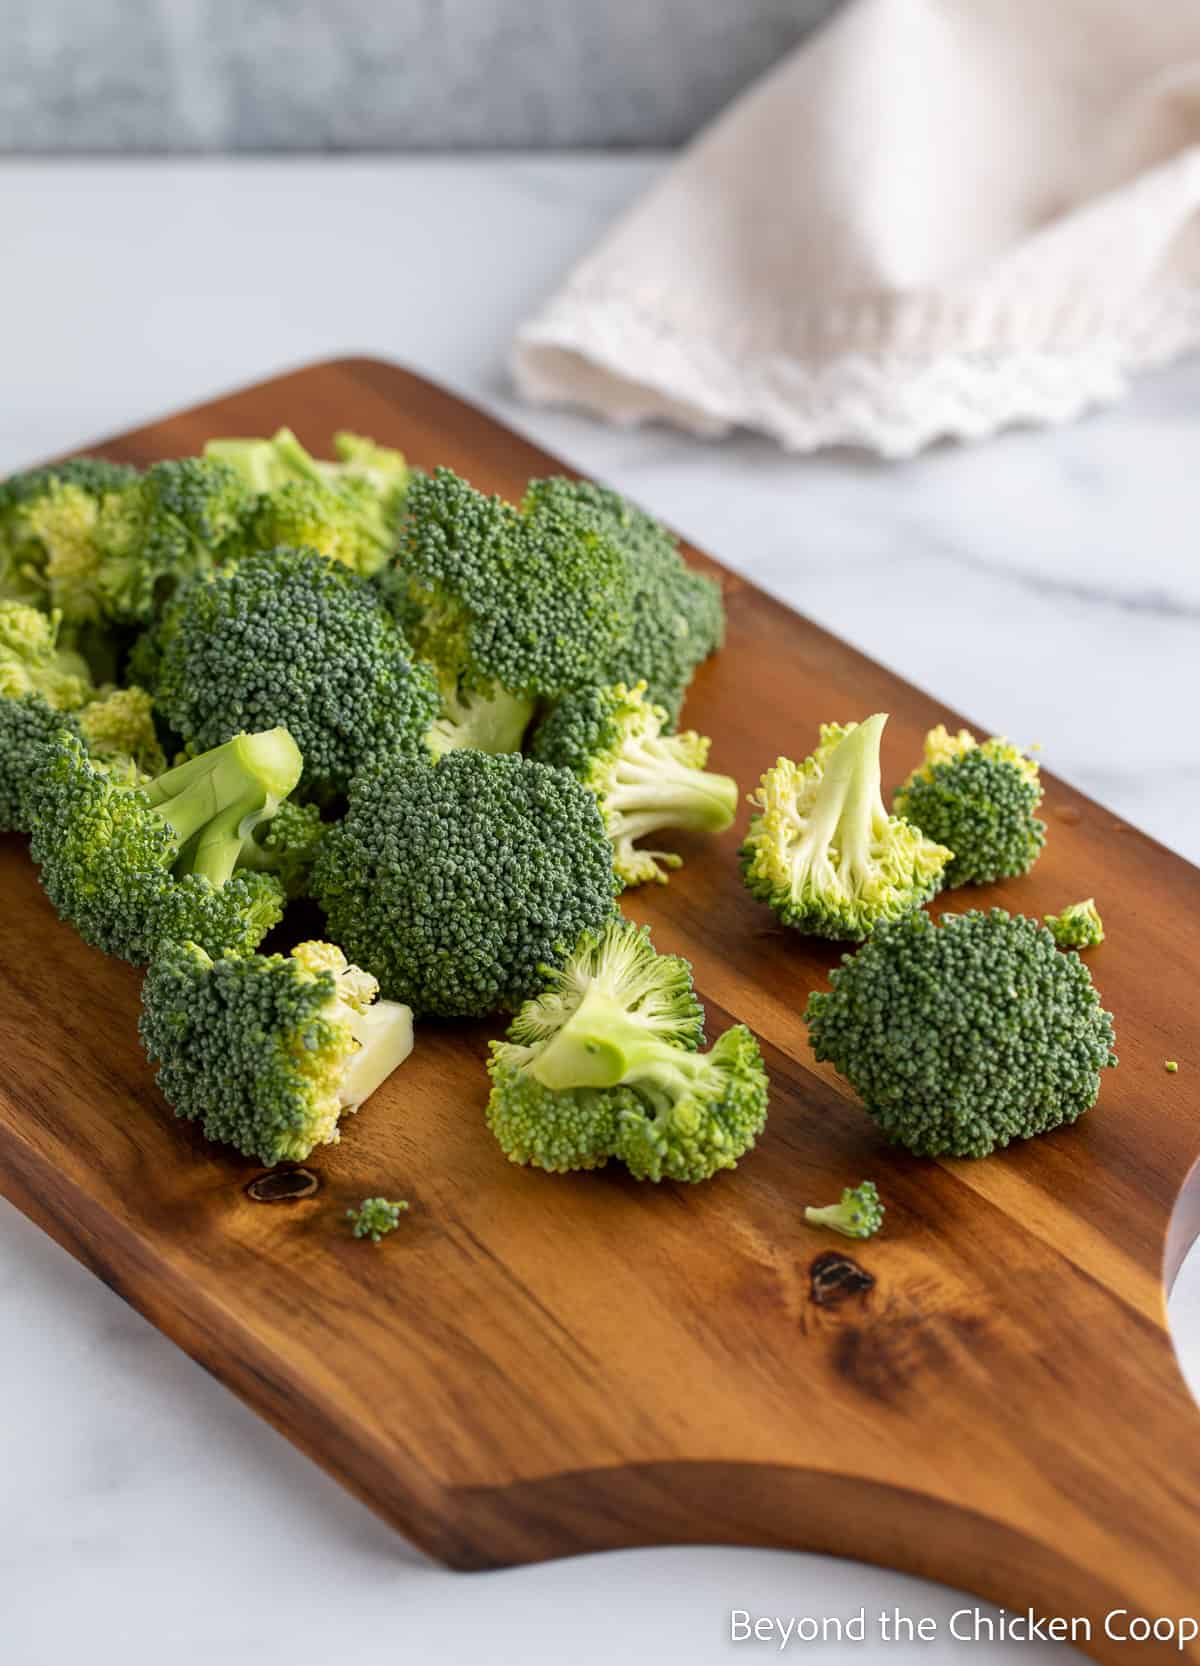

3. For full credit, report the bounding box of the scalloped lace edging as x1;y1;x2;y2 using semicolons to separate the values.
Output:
513;283;1200;457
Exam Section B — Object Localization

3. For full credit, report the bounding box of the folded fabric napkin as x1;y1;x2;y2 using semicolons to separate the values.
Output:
513;0;1200;456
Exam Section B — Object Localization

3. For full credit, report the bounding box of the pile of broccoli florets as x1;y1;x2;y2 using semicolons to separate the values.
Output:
4;432;746;1182
3;424;1124;1210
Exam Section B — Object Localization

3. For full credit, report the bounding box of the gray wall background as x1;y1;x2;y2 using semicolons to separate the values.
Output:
1;0;843;152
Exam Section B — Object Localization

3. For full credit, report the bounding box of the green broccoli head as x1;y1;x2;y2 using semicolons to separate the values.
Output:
94;457;255;624
805;1180;884;1239
487;920;767;1183
208;427;410;511
0;695;82;833
0;601;93;709
346;1197;410;1242
0;458;138;619
154;545;439;801
395;468;635;703
313;750;620;1018
894;725;1046;886
529;478;725;725
139;939;414;1166
741;714;952;940
245;476;398;578
28;726;300;963
77;684;166;778
805;908;1118;1159
532;680;737;885
1044;897;1104;949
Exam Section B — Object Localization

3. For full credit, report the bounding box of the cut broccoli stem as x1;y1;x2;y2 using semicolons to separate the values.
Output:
604;734;737;855
530;990;705;1094
800;711;888;894
143;727;302;887
426;683;536;758
340;1000;416;1108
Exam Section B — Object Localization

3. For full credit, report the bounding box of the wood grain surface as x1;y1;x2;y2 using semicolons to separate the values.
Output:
2;359;1198;1662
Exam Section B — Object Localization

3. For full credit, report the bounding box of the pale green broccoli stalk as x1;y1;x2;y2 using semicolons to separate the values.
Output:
1044;898;1104;949
805;1181;884;1239
525;479;724;726
77;685;166;778
0;458;139;620
206;427;410;577
139;940;414;1166
237;796;326;899
894;725;1046;886
28;725;301;963
153;545;439;802
806;909;1118;1158
93;457;255;624
346;1197;410;1242
532;681;737;885
424;682;536;759
740;714;951;940
486;919;769;1183
314;749;619;1017
389;468;635;754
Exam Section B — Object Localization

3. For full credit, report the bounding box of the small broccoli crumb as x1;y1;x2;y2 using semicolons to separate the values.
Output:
346;1197;409;1242
804;1180;884;1240
1166;1061;1180;1074
1044;898;1104;949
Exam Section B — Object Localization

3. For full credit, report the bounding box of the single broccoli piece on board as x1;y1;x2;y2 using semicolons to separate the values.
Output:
140;939;414;1166
154;545;439;801
894;725;1046;886
1166;1060;1180;1074
314;750;620;1017
741;714;951;940
0;458;139;619
1044;898;1104;950
93;457;255;624
390;468;636;754
486;919;769;1183
528;479;724;726
28;725;301;963
346;1197;410;1242
806;908;1118;1159
532;680;737;885
805;1181;884;1239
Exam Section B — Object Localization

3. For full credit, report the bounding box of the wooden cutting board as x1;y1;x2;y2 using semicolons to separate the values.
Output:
2;360;1198;1662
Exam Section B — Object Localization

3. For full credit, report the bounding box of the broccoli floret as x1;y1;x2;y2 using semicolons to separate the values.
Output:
532;680;737;885
486;919;768;1182
346;1197;410;1242
805;1181;884;1239
139;939;414;1166
0;601;93;708
237;796;326;899
154;545;439;801
77;685;166;778
28;726;301;963
805;908;1118;1159
894;725;1046;886
313;750;619;1017
0;696;82;833
529;479;725;725
206;428;410;578
740;714;951;940
93;457;255;624
390;468;635;749
1166;1060;1180;1074
1044;898;1104;949
0;458;139;618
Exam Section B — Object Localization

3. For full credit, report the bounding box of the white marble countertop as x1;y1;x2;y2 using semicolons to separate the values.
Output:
1;157;1196;1666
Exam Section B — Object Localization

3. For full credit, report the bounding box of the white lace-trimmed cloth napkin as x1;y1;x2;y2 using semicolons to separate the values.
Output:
513;0;1200;457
